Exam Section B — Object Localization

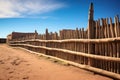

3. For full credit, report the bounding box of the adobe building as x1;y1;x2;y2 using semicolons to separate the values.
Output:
7;30;38;42
0;38;6;43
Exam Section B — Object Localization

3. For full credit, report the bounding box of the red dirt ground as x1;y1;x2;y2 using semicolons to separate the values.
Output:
0;44;113;80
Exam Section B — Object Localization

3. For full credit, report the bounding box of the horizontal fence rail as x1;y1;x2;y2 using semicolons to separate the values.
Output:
10;37;120;43
9;38;120;79
10;44;120;62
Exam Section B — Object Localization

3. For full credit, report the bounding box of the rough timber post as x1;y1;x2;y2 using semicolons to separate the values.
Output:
45;28;49;40
45;28;49;54
34;30;38;39
88;3;95;66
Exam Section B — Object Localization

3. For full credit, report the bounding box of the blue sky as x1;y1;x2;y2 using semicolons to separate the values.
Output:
0;0;120;38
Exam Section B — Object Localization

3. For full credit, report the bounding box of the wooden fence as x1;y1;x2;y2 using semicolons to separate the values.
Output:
8;15;120;79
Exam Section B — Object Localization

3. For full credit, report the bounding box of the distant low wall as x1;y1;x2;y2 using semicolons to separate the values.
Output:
0;38;6;43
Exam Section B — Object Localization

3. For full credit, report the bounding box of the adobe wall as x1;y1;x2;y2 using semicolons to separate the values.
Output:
0;38;6;43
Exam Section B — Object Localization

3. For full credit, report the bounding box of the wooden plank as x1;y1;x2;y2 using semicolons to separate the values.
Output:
95;21;98;38
110;18;115;38
105;43;108;71
114;16;117;37
117;42;120;74
104;18;108;38
116;15;120;37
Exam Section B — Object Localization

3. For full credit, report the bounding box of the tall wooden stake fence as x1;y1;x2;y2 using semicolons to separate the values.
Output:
8;15;120;79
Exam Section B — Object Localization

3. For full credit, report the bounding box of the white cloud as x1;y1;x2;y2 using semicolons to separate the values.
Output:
0;0;65;18
40;16;58;20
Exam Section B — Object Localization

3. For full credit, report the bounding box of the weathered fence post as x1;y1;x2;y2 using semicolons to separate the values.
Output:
45;28;49;54
34;30;38;39
88;2;95;66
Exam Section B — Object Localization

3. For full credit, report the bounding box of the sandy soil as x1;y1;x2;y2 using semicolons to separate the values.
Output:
0;44;112;80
